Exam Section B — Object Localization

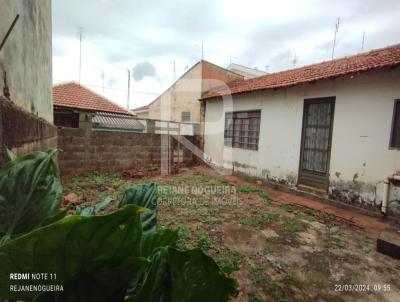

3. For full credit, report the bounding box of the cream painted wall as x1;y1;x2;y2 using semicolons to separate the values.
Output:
204;68;400;206
149;63;202;123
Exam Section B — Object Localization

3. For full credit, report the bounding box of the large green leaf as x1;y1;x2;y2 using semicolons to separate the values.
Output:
0;149;62;238
129;247;239;302
75;196;114;217
140;228;178;258
119;184;157;233
40;207;70;227
0;205;146;301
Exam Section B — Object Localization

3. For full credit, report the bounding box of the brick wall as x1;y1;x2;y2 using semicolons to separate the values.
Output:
57;126;199;176
0;97;57;163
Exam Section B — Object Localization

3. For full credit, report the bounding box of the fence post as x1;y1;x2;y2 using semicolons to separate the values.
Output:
147;119;155;133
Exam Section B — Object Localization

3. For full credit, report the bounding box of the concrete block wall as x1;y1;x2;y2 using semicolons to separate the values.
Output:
57;126;199;176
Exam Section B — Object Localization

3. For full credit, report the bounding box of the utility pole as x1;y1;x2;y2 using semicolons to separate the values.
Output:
79;27;83;85
127;69;131;109
331;18;340;60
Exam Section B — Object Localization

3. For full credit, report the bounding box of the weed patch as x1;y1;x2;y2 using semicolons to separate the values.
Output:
177;226;190;249
239;212;280;227
196;233;213;251
324;235;344;249
282;217;301;236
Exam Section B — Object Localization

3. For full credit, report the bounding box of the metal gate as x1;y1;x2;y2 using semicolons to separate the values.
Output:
298;97;335;190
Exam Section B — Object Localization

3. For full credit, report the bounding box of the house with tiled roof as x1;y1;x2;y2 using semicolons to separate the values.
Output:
201;43;400;217
53;82;144;132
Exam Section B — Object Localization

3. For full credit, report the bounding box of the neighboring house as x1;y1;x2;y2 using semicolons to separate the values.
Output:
53;82;144;132
227;63;268;79
201;43;400;216
0;0;55;162
132;104;150;119
131;60;244;123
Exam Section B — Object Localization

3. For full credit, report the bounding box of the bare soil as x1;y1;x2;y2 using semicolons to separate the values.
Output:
63;166;400;302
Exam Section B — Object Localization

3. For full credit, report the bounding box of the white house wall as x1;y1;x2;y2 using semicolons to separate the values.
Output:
204;68;400;212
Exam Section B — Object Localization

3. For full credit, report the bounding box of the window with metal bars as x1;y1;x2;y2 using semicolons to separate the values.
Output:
224;110;261;150
390;99;400;148
181;111;191;122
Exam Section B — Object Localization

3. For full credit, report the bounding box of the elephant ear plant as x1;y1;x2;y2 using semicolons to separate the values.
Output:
0;150;238;302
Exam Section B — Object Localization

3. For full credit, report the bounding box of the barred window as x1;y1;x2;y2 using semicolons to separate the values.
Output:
390;100;400;148
224;110;261;150
181;111;191;122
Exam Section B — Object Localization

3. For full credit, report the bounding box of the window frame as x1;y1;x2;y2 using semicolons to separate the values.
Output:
224;110;261;151
389;99;400;149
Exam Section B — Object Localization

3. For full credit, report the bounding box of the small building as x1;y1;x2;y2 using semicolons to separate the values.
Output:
131;60;244;123
53;82;144;132
201;43;400;217
227;63;268;79
131;104;150;119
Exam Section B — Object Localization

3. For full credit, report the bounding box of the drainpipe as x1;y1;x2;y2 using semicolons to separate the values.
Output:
381;178;390;214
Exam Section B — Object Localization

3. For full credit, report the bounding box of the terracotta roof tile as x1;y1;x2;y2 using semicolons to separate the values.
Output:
53;82;132;115
201;43;400;100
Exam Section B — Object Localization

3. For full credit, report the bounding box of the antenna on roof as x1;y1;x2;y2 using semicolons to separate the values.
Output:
331;18;340;60
201;43;204;60
78;27;83;85
361;31;366;52
292;52;298;67
173;60;176;81
100;70;105;94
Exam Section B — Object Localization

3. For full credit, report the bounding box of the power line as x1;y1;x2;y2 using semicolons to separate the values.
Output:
53;79;160;96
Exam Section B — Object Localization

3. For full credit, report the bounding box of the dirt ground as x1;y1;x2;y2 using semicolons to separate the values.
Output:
63;166;400;302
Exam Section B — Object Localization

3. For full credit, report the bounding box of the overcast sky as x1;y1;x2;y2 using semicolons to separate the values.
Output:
52;0;400;109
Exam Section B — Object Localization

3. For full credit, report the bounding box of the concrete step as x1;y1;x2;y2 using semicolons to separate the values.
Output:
297;184;328;198
377;230;400;260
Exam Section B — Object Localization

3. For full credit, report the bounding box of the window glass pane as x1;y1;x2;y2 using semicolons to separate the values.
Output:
224;111;260;150
390;100;400;148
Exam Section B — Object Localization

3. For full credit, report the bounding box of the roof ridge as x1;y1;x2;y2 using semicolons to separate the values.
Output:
74;83;132;114
251;42;400;82
201;42;400;100
53;82;133;115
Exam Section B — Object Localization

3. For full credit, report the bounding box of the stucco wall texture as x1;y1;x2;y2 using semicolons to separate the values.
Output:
148;61;243;123
204;68;400;214
0;0;53;123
